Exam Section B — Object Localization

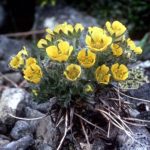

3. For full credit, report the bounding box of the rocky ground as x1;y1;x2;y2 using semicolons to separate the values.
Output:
0;5;150;150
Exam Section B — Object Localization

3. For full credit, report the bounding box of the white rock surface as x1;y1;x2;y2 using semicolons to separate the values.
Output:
0;88;26;123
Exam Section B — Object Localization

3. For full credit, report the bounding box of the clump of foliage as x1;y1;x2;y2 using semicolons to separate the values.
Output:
9;21;150;149
38;0;57;6
9;21;143;107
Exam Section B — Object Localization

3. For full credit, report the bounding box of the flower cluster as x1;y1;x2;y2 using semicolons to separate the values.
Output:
9;47;43;84
9;21;143;104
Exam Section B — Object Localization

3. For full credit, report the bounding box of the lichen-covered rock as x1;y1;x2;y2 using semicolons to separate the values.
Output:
10;121;33;140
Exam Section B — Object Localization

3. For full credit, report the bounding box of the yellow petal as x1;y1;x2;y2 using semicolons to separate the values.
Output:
46;46;59;60
64;64;81;81
45;34;52;41
85;35;91;45
58;41;69;54
26;57;37;67
134;47;142;54
74;23;84;32
37;39;48;48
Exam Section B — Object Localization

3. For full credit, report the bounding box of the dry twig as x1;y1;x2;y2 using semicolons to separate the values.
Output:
8;113;48;121
56;110;72;150
80;119;91;150
74;112;106;135
113;87;150;103
0;72;18;87
0;30;45;38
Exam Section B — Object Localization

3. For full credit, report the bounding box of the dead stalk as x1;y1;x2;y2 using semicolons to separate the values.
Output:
123;120;147;127
56;111;71;150
0;29;45;38
74;112;106;134
107;118;111;138
96;109;133;138
80;119;91;150
8;113;48;121
0;72;18;87
123;117;150;123
113;87;150;103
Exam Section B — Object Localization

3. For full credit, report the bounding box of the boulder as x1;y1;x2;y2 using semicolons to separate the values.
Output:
0;88;27;125
33;6;98;31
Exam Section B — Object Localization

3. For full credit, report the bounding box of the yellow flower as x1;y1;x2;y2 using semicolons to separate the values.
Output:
77;49;96;68
64;64;81;81
9;55;24;69
53;22;73;35
127;38;142;54
134;47;142;54
127;38;136;50
74;23;84;32
84;84;94;93
111;44;123;57
95;64;111;84
45;34;52;41
85;28;112;52
37;39;48;48
45;28;54;35
25;57;37;67
88;27;104;34
23;63;43;84
105;21;126;37
46;40;73;62
9;47;28;69
17;46;28;56
111;63;128;81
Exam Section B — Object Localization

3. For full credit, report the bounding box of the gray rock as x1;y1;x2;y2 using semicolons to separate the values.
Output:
3;72;22;84
34;6;98;31
0;88;27;124
36;143;53;150
135;60;150;69
10;121;32;140
24;107;45;132
137;111;150;128
0;36;31;72
0;134;10;147
117;126;150;150
0;120;7;134
92;139;105;150
25;107;59;148
34;97;57;113
35;115;59;149
2;135;34;150
35;102;50;113
128;108;140;118
0;60;8;73
127;83;150;104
